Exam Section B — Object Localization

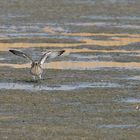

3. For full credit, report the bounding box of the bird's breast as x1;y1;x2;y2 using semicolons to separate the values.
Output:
30;65;43;76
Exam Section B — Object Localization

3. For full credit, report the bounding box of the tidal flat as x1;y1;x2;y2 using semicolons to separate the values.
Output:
0;67;140;140
0;0;140;139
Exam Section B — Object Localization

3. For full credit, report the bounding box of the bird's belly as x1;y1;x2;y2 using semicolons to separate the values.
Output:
30;66;43;76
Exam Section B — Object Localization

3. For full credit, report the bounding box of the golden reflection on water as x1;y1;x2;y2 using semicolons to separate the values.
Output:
0;42;83;51
49;61;140;69
0;63;30;68
0;32;140;70
1;61;140;70
43;26;56;34
0;116;18;120
0;35;139;51
0;33;140;52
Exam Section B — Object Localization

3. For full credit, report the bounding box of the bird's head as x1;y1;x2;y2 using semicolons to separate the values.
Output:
34;60;38;65
32;61;38;66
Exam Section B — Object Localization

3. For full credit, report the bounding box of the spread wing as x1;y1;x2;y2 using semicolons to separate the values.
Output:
39;50;65;65
9;49;33;62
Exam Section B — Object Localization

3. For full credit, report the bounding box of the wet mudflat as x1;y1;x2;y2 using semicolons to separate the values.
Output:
0;67;140;140
0;0;140;140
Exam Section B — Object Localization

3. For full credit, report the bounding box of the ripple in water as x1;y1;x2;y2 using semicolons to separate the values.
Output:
0;82;123;91
97;124;138;129
120;98;140;103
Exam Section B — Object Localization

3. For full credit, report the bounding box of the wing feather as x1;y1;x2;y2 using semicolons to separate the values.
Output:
9;50;33;62
39;50;65;65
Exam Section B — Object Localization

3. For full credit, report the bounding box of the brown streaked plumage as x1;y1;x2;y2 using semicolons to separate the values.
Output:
30;61;43;77
9;49;65;80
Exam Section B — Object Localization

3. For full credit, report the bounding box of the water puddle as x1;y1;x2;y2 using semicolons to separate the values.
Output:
0;82;122;91
63;22;108;27
120;98;140;103
64;0;95;5
81;15;140;21
69;54;112;61
98;124;138;129
0;57;5;61
64;22;140;29
126;76;140;81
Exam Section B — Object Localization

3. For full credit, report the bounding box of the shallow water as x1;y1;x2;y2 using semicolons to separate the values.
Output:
98;124;138;129
0;82;123;91
120;98;140;103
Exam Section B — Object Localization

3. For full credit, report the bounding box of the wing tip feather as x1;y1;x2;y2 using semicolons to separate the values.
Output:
9;49;18;55
59;50;65;56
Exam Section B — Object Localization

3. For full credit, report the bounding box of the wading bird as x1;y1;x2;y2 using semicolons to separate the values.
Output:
9;49;65;80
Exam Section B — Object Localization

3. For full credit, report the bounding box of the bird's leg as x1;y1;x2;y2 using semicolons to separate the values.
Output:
39;74;42;80
33;76;36;81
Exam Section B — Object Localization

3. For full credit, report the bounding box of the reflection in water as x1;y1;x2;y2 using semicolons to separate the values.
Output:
65;0;95;5
81;15;140;21
0;116;18;120
0;58;5;60
48;61;140;70
120;98;140;103
0;63;30;69
1;61;140;70
0;33;140;51
0;32;140;70
0;42;83;51
59;22;140;29
126;76;140;81
61;32;140;37
0;82;122;91
98;124;137;129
